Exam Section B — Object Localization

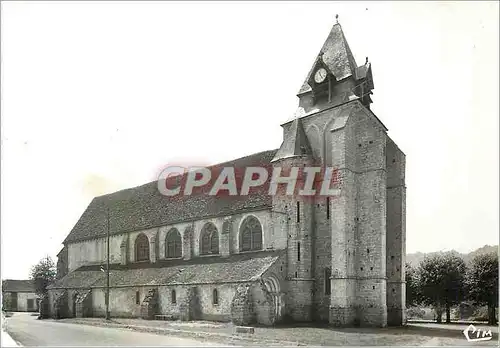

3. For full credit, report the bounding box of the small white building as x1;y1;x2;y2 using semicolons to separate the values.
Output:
2;279;38;312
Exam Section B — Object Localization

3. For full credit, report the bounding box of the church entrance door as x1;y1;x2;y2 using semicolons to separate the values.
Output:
263;276;283;323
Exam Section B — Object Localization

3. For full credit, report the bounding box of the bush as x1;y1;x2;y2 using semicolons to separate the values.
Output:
407;307;425;319
471;306;489;322
469;306;498;322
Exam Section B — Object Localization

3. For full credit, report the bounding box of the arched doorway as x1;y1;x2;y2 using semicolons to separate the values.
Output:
263;275;283;322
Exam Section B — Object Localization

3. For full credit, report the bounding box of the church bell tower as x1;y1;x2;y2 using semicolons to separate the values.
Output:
273;16;406;328
297;16;375;115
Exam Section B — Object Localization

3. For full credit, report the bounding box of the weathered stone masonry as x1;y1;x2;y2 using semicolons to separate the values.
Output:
49;19;405;328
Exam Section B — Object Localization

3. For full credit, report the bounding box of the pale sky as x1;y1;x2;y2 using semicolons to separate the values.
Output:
1;1;499;279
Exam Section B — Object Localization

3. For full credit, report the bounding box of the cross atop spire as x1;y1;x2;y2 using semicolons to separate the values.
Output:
336;14;339;24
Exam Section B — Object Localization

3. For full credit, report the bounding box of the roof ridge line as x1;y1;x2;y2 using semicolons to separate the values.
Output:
92;148;279;200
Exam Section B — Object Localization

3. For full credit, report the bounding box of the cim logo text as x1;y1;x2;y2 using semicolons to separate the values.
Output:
463;324;493;342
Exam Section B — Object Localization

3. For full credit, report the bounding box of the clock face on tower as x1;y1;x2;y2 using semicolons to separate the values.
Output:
314;68;327;83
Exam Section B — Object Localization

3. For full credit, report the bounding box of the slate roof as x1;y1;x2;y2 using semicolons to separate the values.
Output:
298;23;369;95
64;149;277;244
272;118;313;162
2;279;35;293
47;250;284;289
355;64;369;80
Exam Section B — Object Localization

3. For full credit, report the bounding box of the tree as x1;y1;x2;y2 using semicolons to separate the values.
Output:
30;256;56;297
466;252;498;325
405;262;420;307
418;252;466;323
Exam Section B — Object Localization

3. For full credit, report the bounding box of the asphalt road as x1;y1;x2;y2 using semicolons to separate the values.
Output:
3;312;229;347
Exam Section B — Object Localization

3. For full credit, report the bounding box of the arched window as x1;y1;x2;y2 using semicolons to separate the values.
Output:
171;289;176;304
200;222;219;255
135;233;150;262
165;228;182;258
212;288;218;305
239;216;263;252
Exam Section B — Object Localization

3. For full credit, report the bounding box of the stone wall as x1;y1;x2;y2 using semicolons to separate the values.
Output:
39;295;50;319
66;289;79;317
286;279;314;322
57;247;69;279
91;287;152;318
158;285;228;321
68;235;123;272
231;284;253;325
2;292;12;311
66;210;283;272
271;155;316;323
120;236;128;265
140;288;158;320
182;225;194;260
48;264;287;327
196;284;235;321
312;195;332;322
350;106;388;327
287;100;395;327
75;283;243;321
75;289;93;318
185;287;202;321
220;218;232;257
158;286;183;319
328;107;358;327
40;280;287;324
385;136;406;326
53;290;69;319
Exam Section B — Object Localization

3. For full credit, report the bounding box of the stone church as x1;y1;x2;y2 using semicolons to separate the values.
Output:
47;19;406;328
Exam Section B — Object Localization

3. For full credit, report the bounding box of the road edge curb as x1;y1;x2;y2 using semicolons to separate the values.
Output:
2;329;23;347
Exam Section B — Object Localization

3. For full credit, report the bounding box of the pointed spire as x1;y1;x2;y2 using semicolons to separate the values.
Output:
298;19;358;95
272;118;313;162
